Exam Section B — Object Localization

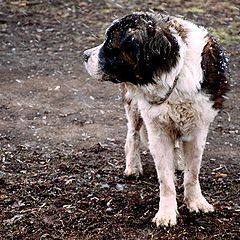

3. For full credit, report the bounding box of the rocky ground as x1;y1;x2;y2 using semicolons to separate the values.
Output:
0;0;239;239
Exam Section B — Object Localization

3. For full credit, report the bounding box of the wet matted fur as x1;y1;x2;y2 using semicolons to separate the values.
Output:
83;12;230;227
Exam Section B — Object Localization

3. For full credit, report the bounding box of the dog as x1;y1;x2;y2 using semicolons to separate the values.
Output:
83;12;230;227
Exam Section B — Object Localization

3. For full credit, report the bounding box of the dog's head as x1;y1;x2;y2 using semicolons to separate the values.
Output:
83;13;179;85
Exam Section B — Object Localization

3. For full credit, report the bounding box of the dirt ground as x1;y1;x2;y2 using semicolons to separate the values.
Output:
0;0;239;239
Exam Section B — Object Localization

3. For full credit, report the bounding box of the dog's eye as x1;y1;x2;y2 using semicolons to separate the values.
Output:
107;41;113;49
104;39;120;51
104;39;115;50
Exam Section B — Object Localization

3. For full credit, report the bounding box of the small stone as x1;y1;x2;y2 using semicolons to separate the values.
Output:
116;183;124;191
0;171;6;179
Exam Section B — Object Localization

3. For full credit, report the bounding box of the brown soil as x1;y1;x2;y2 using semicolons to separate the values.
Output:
0;1;239;239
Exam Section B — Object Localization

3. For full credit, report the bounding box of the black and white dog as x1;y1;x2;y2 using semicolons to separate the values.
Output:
83;12;229;227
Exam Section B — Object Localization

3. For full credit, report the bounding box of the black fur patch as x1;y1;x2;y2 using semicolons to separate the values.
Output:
201;36;230;109
99;13;180;85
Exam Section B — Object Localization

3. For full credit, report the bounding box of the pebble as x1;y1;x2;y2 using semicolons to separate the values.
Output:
0;171;6;179
116;183;124;191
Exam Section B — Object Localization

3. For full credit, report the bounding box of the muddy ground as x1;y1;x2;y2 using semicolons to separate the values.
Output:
0;0;239;239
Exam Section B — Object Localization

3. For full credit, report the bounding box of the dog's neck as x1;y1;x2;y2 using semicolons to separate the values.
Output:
147;75;179;105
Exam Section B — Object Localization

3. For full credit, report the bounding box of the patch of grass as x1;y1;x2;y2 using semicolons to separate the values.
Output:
209;27;240;46
184;6;205;14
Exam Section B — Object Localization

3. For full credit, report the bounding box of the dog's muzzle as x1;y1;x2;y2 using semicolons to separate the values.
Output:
83;46;104;80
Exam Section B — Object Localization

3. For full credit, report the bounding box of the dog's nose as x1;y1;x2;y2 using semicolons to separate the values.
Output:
83;51;90;62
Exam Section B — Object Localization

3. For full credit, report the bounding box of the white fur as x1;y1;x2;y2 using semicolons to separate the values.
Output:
84;16;217;227
84;45;102;79
124;99;143;176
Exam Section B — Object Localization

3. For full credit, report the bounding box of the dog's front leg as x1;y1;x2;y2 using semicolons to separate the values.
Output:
183;127;214;213
148;130;178;227
124;99;143;176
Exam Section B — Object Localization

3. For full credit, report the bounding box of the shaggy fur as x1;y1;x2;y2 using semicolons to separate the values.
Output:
83;12;230;227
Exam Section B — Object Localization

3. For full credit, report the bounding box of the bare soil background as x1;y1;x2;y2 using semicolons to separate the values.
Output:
0;0;239;239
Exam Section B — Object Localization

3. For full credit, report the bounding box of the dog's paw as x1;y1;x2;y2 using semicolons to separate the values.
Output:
185;196;214;213
152;209;177;227
124;165;143;177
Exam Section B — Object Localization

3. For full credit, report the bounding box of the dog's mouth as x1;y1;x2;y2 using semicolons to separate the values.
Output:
99;74;122;84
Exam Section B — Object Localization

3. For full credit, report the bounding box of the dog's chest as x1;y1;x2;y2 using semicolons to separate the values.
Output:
137;94;217;137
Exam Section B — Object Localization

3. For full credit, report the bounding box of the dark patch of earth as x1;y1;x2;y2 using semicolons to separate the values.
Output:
0;1;239;239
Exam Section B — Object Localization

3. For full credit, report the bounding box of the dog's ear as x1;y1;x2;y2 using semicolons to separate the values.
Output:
121;30;144;64
144;27;180;75
119;26;174;84
147;28;171;57
122;25;173;66
117;27;153;85
117;21;179;85
120;23;156;63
